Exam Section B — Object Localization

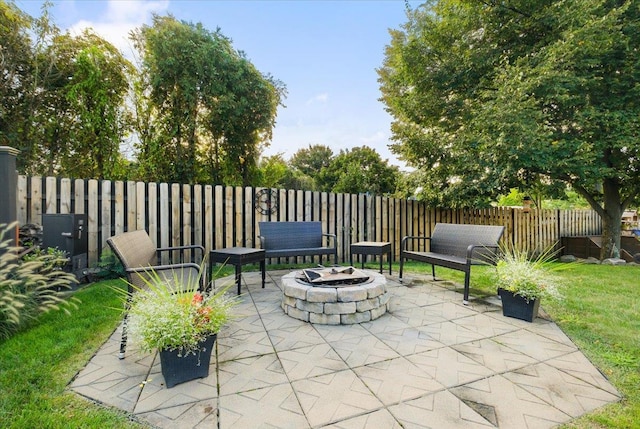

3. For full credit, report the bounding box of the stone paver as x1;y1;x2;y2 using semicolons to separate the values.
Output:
69;269;620;428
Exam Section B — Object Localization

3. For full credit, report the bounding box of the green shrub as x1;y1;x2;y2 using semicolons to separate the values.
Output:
0;222;78;339
94;247;125;280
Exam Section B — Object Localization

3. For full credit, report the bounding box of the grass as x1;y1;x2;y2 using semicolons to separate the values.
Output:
0;280;149;429
0;262;638;428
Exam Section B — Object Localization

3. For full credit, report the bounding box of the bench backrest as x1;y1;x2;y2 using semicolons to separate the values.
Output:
258;221;323;250
431;223;505;260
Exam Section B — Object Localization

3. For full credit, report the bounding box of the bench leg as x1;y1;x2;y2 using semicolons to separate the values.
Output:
235;264;242;295
431;264;436;281
261;260;266;288
463;268;470;305
399;257;404;281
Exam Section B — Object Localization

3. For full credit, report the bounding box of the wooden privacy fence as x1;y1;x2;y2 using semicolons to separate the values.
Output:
16;176;603;266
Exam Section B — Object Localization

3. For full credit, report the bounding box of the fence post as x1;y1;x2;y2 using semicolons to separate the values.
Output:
0;146;19;245
0;146;19;224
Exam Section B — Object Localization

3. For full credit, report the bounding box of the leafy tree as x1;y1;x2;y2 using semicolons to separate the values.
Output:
290;144;334;177
379;0;640;257
55;30;133;179
132;15;284;185
256;154;315;190
318;146;399;195
1;2;132;179
0;1;33;150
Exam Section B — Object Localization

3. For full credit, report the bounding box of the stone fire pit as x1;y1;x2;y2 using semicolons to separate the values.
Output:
281;267;389;325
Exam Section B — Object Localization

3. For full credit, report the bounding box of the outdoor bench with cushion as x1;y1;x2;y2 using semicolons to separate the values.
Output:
399;223;505;304
258;221;338;264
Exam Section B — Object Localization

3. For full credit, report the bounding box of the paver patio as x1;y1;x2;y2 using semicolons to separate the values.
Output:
70;269;620;428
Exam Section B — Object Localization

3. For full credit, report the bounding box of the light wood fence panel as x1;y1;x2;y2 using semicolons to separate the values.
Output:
16;176;604;267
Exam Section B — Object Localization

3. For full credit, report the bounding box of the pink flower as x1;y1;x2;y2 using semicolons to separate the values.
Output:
192;293;203;305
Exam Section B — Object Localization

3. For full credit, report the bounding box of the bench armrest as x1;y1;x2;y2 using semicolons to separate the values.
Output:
157;244;205;255
257;235;266;249
466;244;500;264
322;233;337;247
401;235;432;251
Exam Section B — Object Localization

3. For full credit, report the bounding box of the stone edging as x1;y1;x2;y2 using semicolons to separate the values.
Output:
280;270;389;325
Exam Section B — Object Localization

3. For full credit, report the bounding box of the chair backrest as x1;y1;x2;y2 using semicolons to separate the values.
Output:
431;223;505;260
107;230;157;269
107;230;158;288
258;221;323;250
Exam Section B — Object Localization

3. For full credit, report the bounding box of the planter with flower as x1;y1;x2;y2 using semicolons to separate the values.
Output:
124;269;238;388
493;244;563;322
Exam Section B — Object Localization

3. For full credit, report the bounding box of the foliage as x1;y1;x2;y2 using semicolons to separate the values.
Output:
256;153;315;190
497;189;528;208
317;146;399;195
119;268;238;355
131;15;285;185
290;144;334;178
94;247;125;280
0;0;33;149
57;30;134;179
379;0;640;257
493;244;563;303
0;2;133;178
0;222;78;340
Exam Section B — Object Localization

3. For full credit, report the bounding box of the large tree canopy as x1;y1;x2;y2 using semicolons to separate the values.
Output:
1;1;132;178
379;0;640;257
131;15;285;185
317;146;399;195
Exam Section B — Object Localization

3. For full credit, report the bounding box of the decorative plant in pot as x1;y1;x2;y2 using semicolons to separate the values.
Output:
123;269;238;388
493;244;563;322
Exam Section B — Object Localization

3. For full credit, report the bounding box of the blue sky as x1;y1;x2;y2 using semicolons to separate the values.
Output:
17;0;418;168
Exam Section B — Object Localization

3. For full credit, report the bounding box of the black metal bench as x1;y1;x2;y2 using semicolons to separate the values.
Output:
258;221;338;264
399;223;505;304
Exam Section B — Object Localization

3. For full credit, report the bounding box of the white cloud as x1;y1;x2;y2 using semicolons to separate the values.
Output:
305;93;329;105
67;1;169;59
359;131;387;145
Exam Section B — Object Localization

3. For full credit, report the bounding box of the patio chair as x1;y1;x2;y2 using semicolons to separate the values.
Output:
107;230;205;359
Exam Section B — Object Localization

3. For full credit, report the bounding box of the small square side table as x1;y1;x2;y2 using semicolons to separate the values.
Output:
350;241;392;275
209;247;265;295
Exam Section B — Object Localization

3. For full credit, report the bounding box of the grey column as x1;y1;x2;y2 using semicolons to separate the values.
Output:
0;146;20;227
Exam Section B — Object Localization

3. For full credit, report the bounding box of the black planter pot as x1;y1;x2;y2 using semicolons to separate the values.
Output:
159;334;216;388
498;288;540;322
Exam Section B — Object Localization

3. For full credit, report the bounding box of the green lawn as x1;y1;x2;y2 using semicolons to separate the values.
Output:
0;263;637;428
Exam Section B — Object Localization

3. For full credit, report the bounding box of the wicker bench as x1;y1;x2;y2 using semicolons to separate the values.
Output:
258;221;338;264
399;223;504;304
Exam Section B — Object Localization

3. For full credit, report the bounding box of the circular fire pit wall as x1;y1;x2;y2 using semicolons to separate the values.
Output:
281;269;389;325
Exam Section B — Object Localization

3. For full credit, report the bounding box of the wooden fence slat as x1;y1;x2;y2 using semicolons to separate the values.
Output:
74;179;84;215
101;180;111;252
60;178;71;214
87;180;98;266
114;181;124;235
17;175;27;224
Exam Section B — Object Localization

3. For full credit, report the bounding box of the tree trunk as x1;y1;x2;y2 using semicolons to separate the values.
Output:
600;179;623;259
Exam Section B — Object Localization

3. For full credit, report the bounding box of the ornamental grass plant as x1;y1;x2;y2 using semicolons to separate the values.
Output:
0;222;78;340
118;267;239;356
493;243;564;303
